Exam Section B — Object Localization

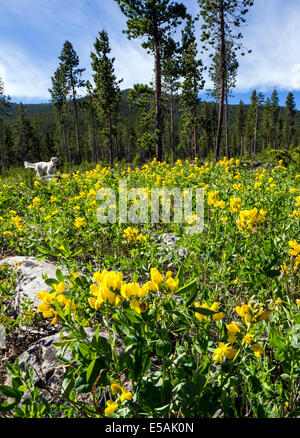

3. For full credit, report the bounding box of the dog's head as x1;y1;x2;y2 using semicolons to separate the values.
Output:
51;157;59;165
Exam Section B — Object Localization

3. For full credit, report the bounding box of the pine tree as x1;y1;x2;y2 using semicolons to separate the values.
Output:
208;41;239;158
234;100;245;156
180;15;205;159
59;41;85;163
114;0;186;162
200;101;214;158
0;76;10;171
198;0;254;161
270;89;279;149
49;65;70;162
161;37;181;160
90;30;122;167
245;90;264;156
128;84;156;161
262;97;272;150
13;103;38;164
285;91;296;148
83;81;100;163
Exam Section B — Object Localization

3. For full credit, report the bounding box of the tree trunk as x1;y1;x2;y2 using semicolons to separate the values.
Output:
193;106;198;159
253;107;258;156
0;131;4;172
170;93;175;160
61;118;69;162
240;135;243;157
107;103;114;168
215;1;226;162
72;85;81;163
154;40;163;162
225;92;230;159
90;110;97;163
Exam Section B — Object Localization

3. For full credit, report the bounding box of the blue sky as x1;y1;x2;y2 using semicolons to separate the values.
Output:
0;0;300;108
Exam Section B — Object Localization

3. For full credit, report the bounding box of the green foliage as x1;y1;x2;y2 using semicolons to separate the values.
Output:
91;30;122;167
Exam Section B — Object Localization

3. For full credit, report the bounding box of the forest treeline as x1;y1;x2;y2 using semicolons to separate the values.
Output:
0;0;299;169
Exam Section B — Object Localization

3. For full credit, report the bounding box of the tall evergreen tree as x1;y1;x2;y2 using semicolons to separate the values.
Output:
114;0;186;162
285;91;296;147
161;37;181;159
234;100;245;156
0;76;10;171
198;0;254;161
262;97;272;149
84;81;100;163
200;102;214;158
209;41;239;158
59;41;85;163
270;89;280;149
128;84;156;161
13;103;38;164
180;15;205;159
49;65;70;162
90;30;122;167
245;90;264;155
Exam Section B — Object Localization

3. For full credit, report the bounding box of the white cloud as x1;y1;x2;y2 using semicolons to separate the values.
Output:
1;0;300;101
235;0;300;92
0;42;52;100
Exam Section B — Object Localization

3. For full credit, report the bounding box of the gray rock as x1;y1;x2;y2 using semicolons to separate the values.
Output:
158;233;188;259
5;328;105;399
0;256;67;309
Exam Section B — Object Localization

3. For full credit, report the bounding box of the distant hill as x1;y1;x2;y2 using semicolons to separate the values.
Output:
8;89;300;138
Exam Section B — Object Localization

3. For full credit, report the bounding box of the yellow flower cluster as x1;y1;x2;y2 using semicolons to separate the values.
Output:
11;215;24;232
229;197;241;214
207;190;220;207
237;207;267;231
89;270;152;312
88;268;179;313
212;300;269;364
235;301;269;325
74;217;86;228
105;382;133;416
194;301;224;322
123;227;147;243
151;268;179;292
36;282;76;324
213;342;238;363
289;240;300;270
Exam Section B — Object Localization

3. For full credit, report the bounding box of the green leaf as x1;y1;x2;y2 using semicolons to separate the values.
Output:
0;385;21;399
44;278;58;287
62;376;74;397
124;309;143;323
37;246;49;255
72;248;82;257
191;306;216;317
269;331;286;351
86;357;107;384
74;375;91;394
175;265;184;286
78;343;93;360
186;284;198;307
156;339;172;359
176;279;197;296
56;269;65;282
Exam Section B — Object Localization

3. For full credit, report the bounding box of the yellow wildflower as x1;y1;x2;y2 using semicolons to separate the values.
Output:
105;400;118;416
252;343;264;358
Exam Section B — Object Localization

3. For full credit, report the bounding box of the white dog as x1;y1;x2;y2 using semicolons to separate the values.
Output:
24;157;58;178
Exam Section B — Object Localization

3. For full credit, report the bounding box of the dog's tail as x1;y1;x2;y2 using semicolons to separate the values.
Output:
24;161;35;169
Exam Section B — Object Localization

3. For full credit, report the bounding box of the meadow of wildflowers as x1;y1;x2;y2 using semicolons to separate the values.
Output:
0;157;299;418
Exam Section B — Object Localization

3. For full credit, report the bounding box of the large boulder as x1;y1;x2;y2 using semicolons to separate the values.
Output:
0;256;67;309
